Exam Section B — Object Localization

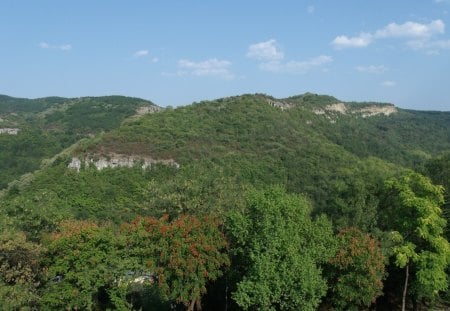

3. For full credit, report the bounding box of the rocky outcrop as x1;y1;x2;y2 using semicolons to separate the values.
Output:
0;128;20;135
357;105;397;117
68;157;82;172
136;105;161;115
313;103;397;118
68;154;180;172
266;99;294;111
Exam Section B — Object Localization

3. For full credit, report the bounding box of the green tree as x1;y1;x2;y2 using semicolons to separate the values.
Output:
0;230;44;310
327;227;386;310
380;172;450;310
424;152;450;239
227;186;336;310
40;220;133;310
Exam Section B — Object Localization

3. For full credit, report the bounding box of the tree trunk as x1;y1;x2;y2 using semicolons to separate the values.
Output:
188;298;196;311
402;264;409;311
225;284;228;311
195;298;202;311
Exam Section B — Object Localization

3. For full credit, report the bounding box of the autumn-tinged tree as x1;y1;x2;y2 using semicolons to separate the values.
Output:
0;230;44;309
40;220;133;310
327;227;386;310
380;172;450;310
126;214;229;311
227;186;336;311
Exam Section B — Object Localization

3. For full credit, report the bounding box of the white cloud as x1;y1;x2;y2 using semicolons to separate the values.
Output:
60;44;71;51
374;20;444;38
178;58;234;79
151;57;159;63
260;55;333;74
432;39;450;48
248;39;331;74
247;39;284;61
307;5;315;14
355;65;388;74
382;80;396;87
134;50;149;57
331;33;373;49
332;19;446;49
39;42;71;51
407;39;450;50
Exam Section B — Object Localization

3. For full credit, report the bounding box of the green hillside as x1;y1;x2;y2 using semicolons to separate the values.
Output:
3;93;449;233
0;95;158;188
0;93;449;310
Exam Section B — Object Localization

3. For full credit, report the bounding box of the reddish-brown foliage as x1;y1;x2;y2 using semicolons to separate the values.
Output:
125;214;229;306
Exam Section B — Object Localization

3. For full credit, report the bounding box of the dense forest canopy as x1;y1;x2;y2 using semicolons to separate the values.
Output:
0;93;449;310
0;95;157;189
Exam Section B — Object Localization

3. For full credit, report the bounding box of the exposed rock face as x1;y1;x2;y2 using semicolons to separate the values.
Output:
266;99;294;111
326;103;348;113
136;105;161;115
0;128;20;135
357;105;397;117
68;157;82;172
68;154;180;172
313;103;397;118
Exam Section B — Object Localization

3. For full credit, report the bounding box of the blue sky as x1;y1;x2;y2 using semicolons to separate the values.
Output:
1;1;449;110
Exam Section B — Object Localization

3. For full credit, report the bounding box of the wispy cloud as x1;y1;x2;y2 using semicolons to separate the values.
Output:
407;39;450;51
332;33;372;48
59;44;71;51
261;55;333;74
39;42;72;51
332;19;446;49
247;39;284;61
374;20;444;38
39;42;49;49
307;5;315;14
382;80;396;87
131;50;159;62
248;39;332;74
133;50;149;57
355;65;388;74
175;58;234;79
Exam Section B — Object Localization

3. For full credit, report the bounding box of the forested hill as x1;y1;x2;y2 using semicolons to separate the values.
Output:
0;93;449;310
2;93;448;229
0;95;159;188
83;92;450;170
284;93;450;167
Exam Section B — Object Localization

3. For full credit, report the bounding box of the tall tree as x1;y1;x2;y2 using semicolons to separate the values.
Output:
327;227;386;310
424;152;450;239
0;231;44;310
379;172;450;310
227;186;336;310
126;214;229;311
40;220;133;310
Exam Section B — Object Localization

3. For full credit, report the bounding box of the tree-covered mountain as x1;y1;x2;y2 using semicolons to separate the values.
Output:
2;93;449;234
0;95;159;189
0;93;448;310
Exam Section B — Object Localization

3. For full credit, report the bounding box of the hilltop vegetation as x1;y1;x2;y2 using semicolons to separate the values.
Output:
0;95;157;189
0;93;449;310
